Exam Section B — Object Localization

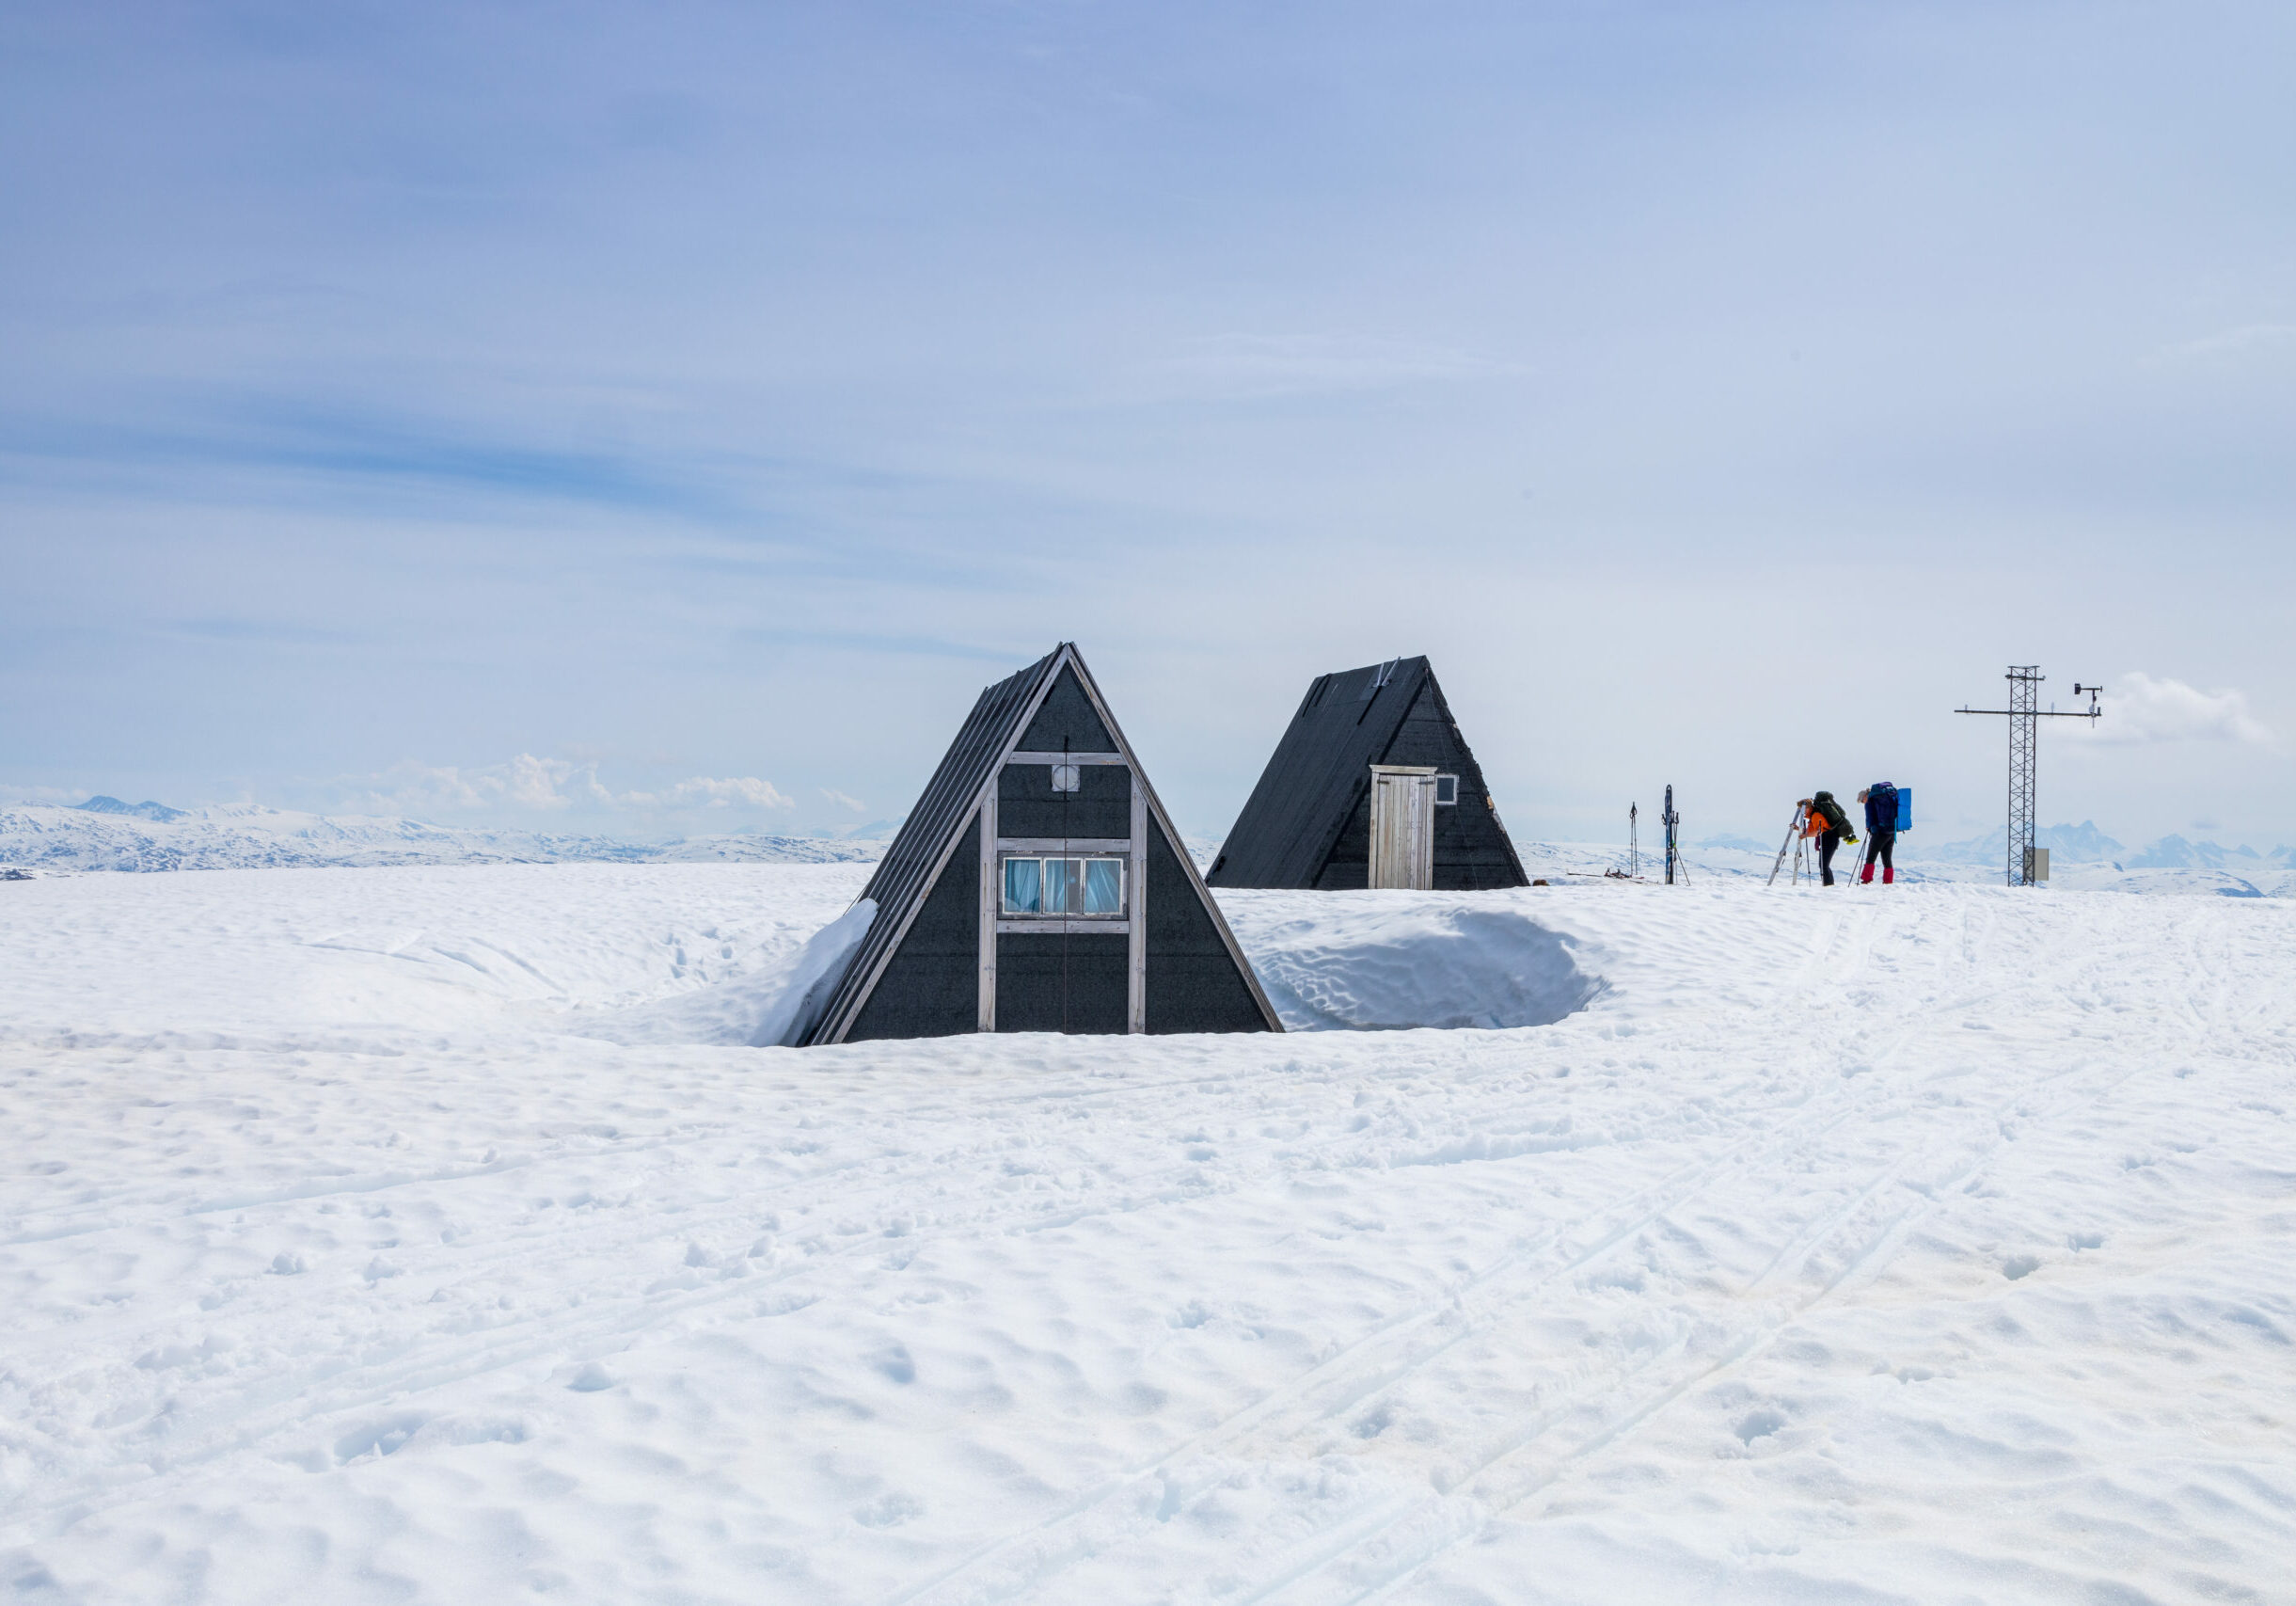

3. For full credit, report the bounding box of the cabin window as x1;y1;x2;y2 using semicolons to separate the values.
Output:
1001;855;1126;916
1050;763;1081;792
1434;774;1459;805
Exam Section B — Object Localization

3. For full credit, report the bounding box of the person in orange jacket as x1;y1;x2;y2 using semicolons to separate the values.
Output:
1798;790;1858;886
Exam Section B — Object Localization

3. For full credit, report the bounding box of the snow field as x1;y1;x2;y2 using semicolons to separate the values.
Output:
0;803;885;874
2;864;2292;1604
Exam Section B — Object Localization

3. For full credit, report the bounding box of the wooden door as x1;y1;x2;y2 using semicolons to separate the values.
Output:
1368;766;1437;889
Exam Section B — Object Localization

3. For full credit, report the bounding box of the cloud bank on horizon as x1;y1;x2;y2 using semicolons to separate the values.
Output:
2;1;2293;846
346;755;798;822
2073;674;2276;749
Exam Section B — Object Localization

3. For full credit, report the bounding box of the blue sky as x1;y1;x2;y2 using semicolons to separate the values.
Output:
5;1;2292;847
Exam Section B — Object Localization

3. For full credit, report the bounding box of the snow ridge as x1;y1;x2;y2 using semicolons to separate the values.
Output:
0;803;884;873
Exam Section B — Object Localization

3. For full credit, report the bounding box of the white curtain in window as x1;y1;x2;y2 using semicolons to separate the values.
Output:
1003;856;1040;914
1085;859;1122;914
1043;857;1084;915
1002;856;1124;917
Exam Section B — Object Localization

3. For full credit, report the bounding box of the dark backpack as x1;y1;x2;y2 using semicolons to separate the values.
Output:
1867;783;1899;835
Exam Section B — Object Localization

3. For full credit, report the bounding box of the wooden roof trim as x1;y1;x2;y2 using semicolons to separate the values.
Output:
1059;647;1285;1034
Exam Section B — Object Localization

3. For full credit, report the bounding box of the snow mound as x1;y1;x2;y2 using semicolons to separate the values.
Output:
0;862;876;1044
586;898;876;1047
1222;893;1602;1030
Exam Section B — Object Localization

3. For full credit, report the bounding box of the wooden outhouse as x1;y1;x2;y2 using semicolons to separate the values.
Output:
1206;657;1528;892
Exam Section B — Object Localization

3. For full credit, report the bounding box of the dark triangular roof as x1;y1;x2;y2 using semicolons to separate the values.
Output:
1207;656;1527;890
802;644;1278;1044
800;650;1054;1047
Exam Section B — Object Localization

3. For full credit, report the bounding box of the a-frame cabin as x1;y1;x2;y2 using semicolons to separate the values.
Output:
1206;656;1528;892
802;644;1282;1044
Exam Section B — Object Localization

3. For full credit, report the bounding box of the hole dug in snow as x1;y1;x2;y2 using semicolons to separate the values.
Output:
1734;1409;1787;1445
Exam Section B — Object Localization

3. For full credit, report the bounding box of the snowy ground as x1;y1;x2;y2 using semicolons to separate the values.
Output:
1532;839;2296;899
3;864;2291;1604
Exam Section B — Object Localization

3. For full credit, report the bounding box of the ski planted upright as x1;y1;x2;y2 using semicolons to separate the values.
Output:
1664;785;1678;885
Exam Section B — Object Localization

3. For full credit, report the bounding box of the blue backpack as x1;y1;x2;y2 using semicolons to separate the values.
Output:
1869;782;1905;835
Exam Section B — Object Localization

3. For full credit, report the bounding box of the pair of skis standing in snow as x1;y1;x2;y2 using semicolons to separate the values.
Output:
1790;782;1908;887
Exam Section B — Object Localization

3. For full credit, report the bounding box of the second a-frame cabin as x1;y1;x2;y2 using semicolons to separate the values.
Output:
801;644;1281;1044
1206;656;1528;892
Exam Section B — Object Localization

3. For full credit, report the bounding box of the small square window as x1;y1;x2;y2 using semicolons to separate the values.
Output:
1433;774;1459;805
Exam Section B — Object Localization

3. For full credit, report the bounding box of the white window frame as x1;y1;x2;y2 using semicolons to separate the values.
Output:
999;853;1129;918
1433;773;1460;805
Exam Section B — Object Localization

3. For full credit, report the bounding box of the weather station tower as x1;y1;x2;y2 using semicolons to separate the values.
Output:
1956;666;2102;886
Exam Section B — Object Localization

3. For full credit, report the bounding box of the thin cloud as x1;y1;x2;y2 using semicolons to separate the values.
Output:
348;755;602;814
0;400;739;521
2074;673;2274;747
624;776;795;811
348;756;791;816
821;788;866;812
2163;323;2296;362
0;784;91;806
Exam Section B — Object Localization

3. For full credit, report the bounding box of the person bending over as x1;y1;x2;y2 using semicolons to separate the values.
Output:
1802;790;1856;886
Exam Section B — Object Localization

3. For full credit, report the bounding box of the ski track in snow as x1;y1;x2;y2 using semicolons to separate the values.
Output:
1;864;2291;1604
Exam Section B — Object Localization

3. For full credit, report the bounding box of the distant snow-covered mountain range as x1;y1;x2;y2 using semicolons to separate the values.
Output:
0;799;895;873
1914;820;2293;870
11;796;2290;898
1676;819;2296;898
1703;819;2291;871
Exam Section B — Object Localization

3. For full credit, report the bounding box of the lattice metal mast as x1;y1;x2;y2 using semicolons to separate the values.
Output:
1956;666;2101;886
2009;667;2036;888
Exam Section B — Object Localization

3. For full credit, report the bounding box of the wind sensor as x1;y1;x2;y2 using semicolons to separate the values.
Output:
1956;667;2101;886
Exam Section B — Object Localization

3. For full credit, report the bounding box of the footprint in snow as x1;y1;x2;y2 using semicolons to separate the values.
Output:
854;1491;923;1528
1734;1409;1786;1444
334;1412;429;1463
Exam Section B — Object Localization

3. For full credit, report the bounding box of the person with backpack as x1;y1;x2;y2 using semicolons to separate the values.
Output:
1799;790;1857;886
1859;782;1901;884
